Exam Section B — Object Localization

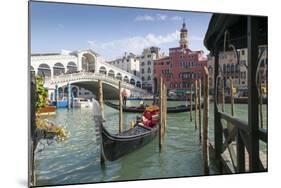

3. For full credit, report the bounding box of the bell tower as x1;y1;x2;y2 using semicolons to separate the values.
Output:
179;19;188;49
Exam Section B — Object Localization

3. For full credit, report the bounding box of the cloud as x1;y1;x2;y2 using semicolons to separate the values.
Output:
88;31;180;59
135;14;183;22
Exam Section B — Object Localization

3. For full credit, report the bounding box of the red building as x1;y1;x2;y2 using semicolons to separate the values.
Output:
154;21;207;96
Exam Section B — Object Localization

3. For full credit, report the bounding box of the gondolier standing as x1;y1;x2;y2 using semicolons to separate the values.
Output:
122;89;128;106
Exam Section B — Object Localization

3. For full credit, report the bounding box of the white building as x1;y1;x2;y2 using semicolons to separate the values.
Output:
139;47;162;93
108;52;140;77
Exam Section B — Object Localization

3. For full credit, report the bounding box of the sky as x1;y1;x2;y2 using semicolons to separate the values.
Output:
30;1;212;60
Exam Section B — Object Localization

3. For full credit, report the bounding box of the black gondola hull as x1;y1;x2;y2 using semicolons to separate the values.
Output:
101;125;158;161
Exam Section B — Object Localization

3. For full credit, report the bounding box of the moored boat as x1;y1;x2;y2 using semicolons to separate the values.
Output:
105;101;202;113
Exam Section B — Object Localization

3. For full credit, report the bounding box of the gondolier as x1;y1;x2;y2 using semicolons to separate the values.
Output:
122;89;128;106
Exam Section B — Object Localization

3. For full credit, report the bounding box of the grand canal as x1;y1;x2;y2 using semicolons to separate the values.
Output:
34;101;267;186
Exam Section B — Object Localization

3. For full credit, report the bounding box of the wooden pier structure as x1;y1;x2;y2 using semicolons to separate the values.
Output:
204;15;268;173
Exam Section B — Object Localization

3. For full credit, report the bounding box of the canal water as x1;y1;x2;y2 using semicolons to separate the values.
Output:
34;101;267;186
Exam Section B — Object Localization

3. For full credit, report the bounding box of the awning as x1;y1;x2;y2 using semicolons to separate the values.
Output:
204;14;267;55
173;89;194;94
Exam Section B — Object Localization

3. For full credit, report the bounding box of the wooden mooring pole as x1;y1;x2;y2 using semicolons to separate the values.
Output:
159;77;163;151
119;81;123;134
198;79;202;143
189;83;193;122
259;74;264;129
194;80;198;130
203;67;209;175
230;78;234;116
221;77;225;112
98;80;105;164
98;80;104;120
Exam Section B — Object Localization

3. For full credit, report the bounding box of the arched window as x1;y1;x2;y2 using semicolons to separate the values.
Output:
53;62;65;76
148;67;151;73
148;61;151;65
116;73;122;80
99;66;107;75
141;62;145;66
142;76;145;81
108;70;115;78
130;78;135;85
148;76;151;80
123;76;129;83
38;63;51;77
66;62;77;73
136;81;141;88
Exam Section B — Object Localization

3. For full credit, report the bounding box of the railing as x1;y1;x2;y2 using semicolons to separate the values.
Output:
44;72;148;94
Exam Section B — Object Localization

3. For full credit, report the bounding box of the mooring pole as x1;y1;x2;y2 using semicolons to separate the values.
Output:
221;78;225;112
98;80;104;120
194;80;198;130
55;84;58;108
119;81;123;134
98;79;105;164
259;74;264;129
198;79;202;143
189;83;193;122
67;83;71;110
203;67;209;175
230;78;234;116
159;77;163;151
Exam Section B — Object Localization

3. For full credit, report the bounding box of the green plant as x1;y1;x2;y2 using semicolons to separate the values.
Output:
35;76;48;112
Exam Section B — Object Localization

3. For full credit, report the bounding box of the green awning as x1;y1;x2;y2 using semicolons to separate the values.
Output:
174;89;194;94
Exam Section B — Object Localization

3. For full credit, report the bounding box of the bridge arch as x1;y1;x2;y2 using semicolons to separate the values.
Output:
67;61;77;73
99;66;107;75
116;73;122;80
130;78;135;85
53;62;65;76
123;76;129;83
38;63;51;77
108;69;115;78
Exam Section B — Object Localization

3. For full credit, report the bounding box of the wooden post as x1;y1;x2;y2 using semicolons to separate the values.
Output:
119;81;123;134
159;77;163;151
98;80;105;164
98;80;104;120
198;79;202;143
203;67;209;175
230;78;234;116
194;80;198;130
189;84;193;122
221;77;225;112
67;82;71;110
164;84;167;132
259;75;264;128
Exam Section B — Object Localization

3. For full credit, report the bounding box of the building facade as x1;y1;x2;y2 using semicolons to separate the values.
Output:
139;47;162;93
207;45;267;96
108;52;140;77
154;21;207;96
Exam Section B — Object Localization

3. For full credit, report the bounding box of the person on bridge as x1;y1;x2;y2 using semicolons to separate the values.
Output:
122;89;128;106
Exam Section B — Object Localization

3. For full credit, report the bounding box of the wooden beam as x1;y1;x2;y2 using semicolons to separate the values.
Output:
247;16;260;172
119;81;123;134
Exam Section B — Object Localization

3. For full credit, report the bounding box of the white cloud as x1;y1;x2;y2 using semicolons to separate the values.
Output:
88;31;180;59
135;14;183;22
170;16;183;21
135;15;155;21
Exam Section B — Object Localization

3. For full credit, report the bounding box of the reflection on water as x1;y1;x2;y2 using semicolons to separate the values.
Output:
34;100;267;186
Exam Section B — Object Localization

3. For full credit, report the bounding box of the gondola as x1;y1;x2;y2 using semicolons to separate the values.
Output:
105;101;202;113
100;123;158;161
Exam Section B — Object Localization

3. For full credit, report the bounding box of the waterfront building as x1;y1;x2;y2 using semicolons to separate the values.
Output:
107;52;140;77
31;49;142;99
207;45;268;95
154;21;207;96
140;47;163;93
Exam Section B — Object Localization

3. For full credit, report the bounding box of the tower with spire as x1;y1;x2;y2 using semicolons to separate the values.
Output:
179;19;188;49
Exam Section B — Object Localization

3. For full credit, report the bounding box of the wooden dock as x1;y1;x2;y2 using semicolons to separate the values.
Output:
209;141;267;173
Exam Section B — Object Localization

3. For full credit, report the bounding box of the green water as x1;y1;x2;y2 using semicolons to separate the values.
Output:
34;101;268;186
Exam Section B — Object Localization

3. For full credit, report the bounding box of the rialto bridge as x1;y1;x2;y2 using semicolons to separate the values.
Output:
31;49;147;99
